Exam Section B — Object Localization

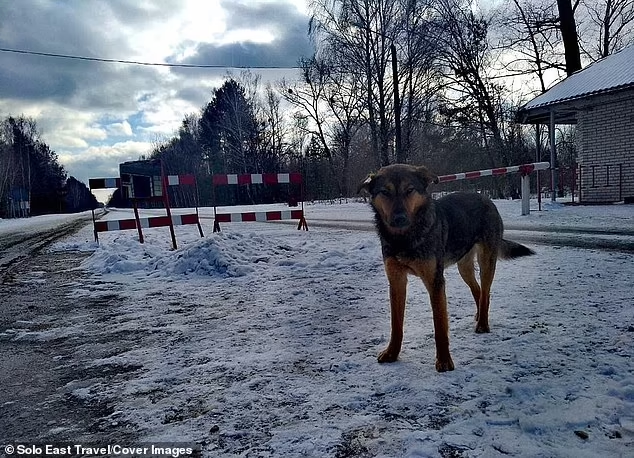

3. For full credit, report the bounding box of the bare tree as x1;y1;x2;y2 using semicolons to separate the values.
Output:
432;0;508;165
259;84;287;171
499;0;565;93
281;55;364;195
281;58;334;161
577;0;634;60
396;0;446;162
310;0;400;166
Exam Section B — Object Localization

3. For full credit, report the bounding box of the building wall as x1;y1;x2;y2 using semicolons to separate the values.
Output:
576;93;634;203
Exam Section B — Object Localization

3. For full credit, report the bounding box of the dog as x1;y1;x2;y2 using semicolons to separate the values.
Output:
359;164;535;372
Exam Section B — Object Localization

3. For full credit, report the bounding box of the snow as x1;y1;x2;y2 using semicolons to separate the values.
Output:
520;44;634;111
3;199;634;456
0;211;93;237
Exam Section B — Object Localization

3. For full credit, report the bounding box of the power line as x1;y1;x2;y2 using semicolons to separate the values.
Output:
0;47;300;69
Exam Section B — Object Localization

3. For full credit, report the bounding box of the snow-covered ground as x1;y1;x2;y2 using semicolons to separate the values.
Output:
0;211;95;237
3;199;634;456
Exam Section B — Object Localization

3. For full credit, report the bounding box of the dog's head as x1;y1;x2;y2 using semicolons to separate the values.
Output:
358;164;438;234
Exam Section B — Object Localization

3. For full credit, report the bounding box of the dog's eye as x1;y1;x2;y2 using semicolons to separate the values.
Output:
405;187;416;195
377;188;391;197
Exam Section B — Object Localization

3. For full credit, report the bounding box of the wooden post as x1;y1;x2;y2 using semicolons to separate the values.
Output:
132;200;144;244
161;163;178;250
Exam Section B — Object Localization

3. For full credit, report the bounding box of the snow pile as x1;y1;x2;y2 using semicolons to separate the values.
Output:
82;228;380;279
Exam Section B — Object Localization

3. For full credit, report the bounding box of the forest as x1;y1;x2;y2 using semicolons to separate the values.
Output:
0;116;98;217
1;0;633;214
144;0;634;205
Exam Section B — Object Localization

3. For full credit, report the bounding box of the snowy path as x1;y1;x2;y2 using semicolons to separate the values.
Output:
35;218;632;457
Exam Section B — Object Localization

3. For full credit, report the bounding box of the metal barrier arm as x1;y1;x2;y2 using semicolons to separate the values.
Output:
437;162;550;183
435;161;551;216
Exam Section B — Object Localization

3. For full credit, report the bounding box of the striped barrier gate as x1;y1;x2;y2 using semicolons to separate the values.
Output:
436;161;550;215
89;177;120;242
89;172;204;249
94;213;201;232
211;172;308;232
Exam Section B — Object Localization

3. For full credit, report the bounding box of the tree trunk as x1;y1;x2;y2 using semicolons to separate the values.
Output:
557;0;582;75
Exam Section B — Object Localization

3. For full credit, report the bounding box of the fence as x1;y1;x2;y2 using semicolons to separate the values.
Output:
533;163;626;204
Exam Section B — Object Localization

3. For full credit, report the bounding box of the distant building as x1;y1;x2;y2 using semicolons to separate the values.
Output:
518;45;634;204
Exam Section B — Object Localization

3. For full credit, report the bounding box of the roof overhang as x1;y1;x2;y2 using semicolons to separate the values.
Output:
516;103;579;125
517;86;634;125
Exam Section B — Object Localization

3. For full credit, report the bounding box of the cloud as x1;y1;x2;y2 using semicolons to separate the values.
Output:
0;0;312;187
59;140;155;184
106;120;133;137
170;0;314;70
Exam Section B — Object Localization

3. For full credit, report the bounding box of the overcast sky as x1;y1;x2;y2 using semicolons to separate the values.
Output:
0;0;313;186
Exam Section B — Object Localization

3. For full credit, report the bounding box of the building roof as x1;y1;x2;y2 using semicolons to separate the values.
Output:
518;45;634;124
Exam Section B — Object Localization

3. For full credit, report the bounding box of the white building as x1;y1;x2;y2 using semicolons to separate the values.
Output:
518;45;634;204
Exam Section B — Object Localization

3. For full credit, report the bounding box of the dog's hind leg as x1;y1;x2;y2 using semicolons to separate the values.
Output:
457;246;481;322
475;245;497;333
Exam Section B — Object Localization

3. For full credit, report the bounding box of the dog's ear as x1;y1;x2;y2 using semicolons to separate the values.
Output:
415;166;439;188
357;172;376;195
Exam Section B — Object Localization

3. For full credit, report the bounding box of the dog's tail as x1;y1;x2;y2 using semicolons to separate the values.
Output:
499;239;535;260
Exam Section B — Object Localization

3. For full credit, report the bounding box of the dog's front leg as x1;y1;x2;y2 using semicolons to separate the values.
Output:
416;261;455;372
378;257;408;363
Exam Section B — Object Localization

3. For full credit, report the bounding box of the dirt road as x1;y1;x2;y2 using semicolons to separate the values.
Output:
0;222;139;447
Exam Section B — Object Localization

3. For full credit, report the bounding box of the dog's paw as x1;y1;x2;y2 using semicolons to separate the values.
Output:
435;357;455;372
475;322;490;333
377;348;399;363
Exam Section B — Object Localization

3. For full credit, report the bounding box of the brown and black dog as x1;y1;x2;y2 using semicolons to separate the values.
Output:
359;164;535;372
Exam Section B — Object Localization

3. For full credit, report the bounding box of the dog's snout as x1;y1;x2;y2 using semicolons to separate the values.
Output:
390;212;410;228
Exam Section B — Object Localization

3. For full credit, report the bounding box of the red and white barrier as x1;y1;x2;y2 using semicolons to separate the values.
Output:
211;172;308;231
212;173;302;186
436;161;550;215
89;177;121;189
214;210;304;224
437;162;550;183
94;213;200;232
167;174;196;186
89;167;204;248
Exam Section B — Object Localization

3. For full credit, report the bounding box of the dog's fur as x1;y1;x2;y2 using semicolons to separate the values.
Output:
359;164;535;372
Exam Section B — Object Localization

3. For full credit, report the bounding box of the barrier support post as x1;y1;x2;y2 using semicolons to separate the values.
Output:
161;165;178;250
297;215;308;231
91;208;99;243
521;174;531;216
212;202;221;232
437;161;549;215
194;179;204;237
297;200;308;231
212;176;221;232
132;200;145;244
